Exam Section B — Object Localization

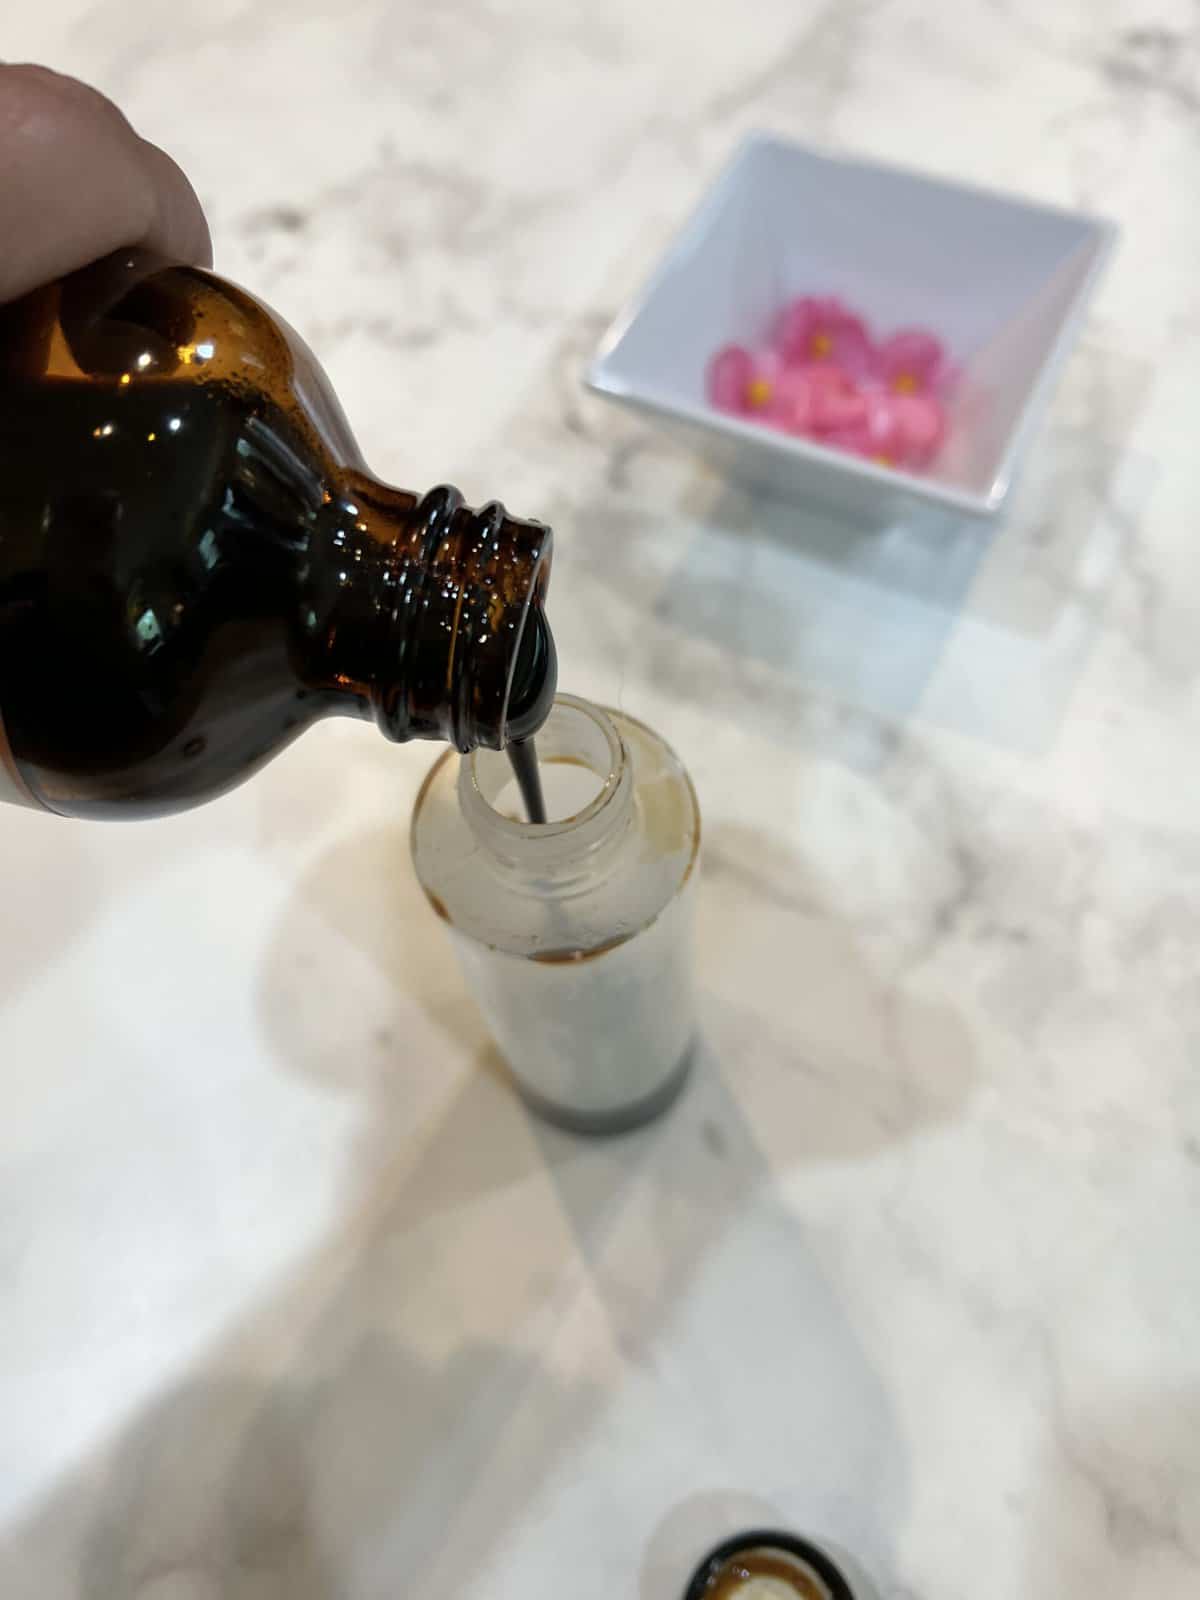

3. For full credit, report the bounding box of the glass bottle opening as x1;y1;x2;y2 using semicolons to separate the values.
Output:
682;1533;858;1600
458;696;633;867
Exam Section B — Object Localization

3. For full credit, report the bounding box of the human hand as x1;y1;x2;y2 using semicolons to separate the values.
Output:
0;64;211;304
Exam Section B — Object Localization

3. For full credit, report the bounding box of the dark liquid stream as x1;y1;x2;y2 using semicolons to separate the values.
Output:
507;737;547;824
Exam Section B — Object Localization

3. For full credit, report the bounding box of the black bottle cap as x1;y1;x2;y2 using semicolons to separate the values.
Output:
682;1530;857;1600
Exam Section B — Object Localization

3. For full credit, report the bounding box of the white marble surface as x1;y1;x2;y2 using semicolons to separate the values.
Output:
3;2;1200;1596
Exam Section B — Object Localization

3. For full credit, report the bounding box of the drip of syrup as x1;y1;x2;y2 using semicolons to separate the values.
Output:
507;736;546;824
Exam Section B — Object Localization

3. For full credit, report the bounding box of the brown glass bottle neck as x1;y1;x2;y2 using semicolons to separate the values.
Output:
310;477;555;753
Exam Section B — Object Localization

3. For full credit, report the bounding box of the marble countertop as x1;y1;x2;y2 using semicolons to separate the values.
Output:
4;2;1200;1596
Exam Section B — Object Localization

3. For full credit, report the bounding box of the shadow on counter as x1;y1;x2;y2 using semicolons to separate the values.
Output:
0;787;961;1597
567;340;1152;756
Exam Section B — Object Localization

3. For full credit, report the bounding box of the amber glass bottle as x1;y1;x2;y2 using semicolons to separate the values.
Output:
0;250;555;819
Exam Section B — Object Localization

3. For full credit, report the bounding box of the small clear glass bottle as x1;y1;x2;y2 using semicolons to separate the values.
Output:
410;695;700;1133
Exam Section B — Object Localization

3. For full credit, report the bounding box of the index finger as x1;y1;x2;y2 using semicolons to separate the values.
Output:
0;64;212;304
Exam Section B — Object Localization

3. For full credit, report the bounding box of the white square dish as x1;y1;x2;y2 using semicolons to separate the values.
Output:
585;134;1116;521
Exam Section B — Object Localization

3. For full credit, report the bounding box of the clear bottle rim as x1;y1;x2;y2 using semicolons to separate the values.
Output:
457;694;634;871
411;694;700;959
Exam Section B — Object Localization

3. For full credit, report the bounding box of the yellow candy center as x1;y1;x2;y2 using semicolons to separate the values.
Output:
871;453;896;467
810;331;833;358
892;372;918;393
746;377;773;408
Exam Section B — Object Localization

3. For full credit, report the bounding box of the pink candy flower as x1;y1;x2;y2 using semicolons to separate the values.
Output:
824;391;949;470
889;391;946;467
706;345;787;417
773;296;874;380
707;344;755;414
873;328;950;396
706;303;954;474
822;390;906;466
773;363;866;436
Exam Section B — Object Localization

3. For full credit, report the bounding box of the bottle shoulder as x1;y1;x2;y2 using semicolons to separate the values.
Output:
0;250;361;473
0;254;360;819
